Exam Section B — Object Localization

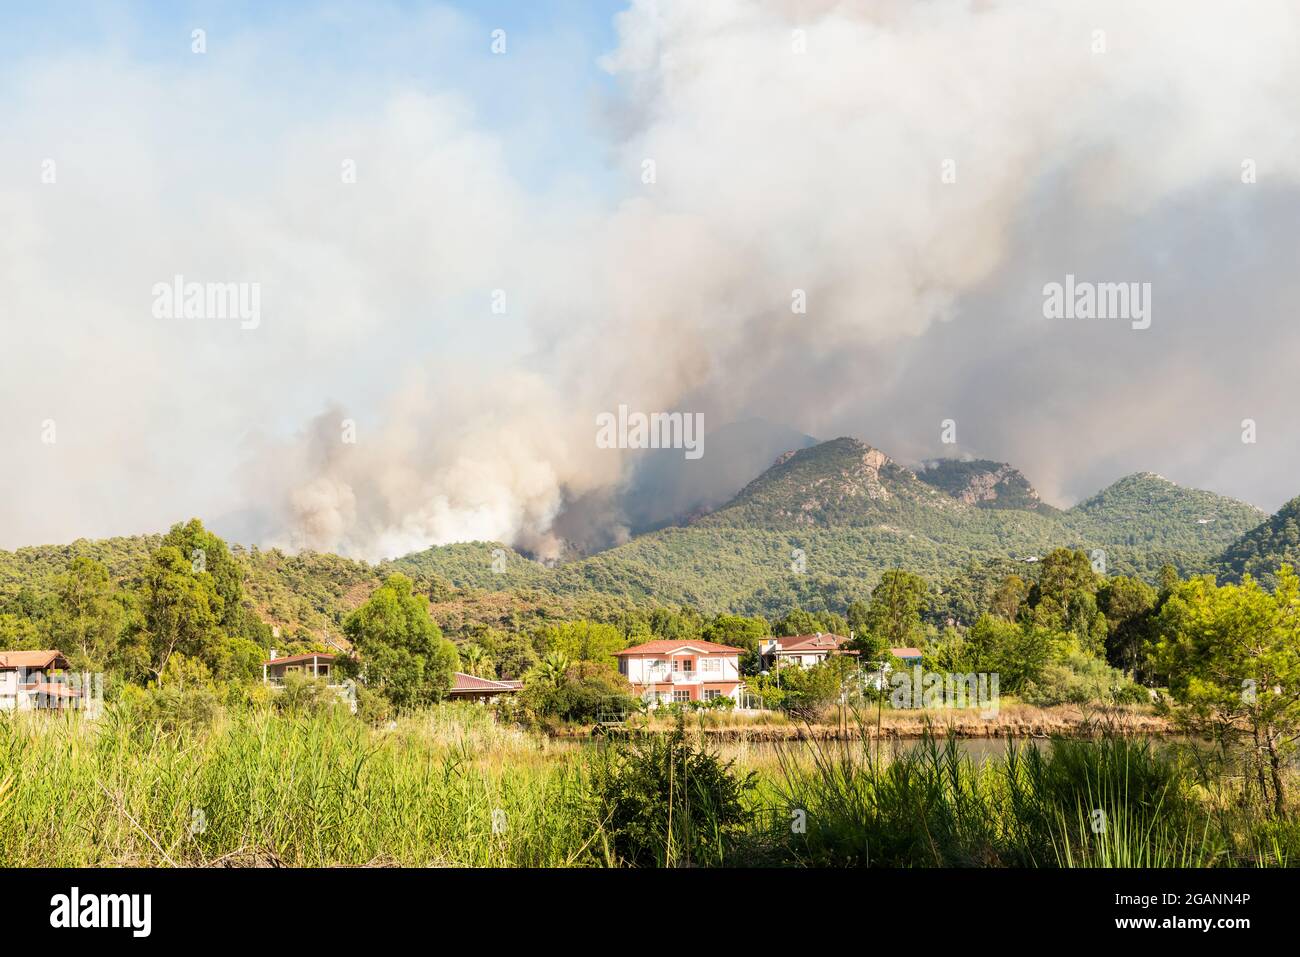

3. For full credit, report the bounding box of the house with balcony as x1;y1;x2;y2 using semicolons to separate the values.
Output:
262;651;356;712
760;633;856;669
614;639;745;707
263;651;337;685
0;650;86;712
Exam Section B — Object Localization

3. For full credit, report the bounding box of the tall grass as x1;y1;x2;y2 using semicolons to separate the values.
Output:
0;705;599;867
757;719;1290;868
2;705;1292;867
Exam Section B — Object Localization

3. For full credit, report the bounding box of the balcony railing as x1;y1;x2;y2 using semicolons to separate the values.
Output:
266;676;345;688
642;671;702;684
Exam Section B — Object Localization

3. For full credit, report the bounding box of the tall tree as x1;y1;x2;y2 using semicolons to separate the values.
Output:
533;620;627;676
860;569;929;655
1097;575;1158;676
1030;549;1105;653
701;614;768;653
51;556;124;668
1153;567;1300;815
143;545;223;681
344;573;459;709
161;519;252;641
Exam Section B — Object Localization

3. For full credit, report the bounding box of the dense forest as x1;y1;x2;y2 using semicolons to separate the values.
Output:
2;436;1295;732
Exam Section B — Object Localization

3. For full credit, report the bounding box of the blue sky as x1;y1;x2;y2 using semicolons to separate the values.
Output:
0;0;627;194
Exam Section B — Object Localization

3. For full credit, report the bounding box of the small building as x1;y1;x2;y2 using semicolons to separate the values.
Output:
0;650;81;712
615;639;745;707
890;647;924;665
263;651;337;685
448;672;523;702
262;651;356;713
761;633;856;669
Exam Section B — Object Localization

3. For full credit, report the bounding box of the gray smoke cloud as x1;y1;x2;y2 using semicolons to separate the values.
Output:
3;1;1299;558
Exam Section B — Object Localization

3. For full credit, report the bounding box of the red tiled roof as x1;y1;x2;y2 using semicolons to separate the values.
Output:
30;682;82;698
264;653;337;666
614;640;746;657
0;650;68;670
890;647;924;659
450;672;523;693
773;633;850;652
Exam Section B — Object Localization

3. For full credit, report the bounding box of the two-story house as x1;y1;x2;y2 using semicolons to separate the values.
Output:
614;639;745;707
760;633;856;669
0;650;79;712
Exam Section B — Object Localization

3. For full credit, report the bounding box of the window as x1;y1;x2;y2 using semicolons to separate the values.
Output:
681;659;693;673
703;689;722;701
618;659;627;676
702;658;721;673
673;690;691;703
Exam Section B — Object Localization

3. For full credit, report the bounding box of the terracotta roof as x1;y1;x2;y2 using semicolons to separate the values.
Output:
773;633;850;652
450;672;523;693
0;650;68;670
614;640;746;657
29;682;82;698
264;653;337;666
890;647;924;659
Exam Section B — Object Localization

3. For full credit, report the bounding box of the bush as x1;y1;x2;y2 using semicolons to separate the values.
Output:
274;672;346;716
142;683;221;734
775;659;852;721
1021;649;1145;706
589;721;755;867
765;732;1209;867
519;664;636;723
355;683;393;726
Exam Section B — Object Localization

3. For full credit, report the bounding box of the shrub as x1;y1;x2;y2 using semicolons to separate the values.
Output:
589;721;755;866
274;672;345;716
520;664;636;723
1021;649;1144;706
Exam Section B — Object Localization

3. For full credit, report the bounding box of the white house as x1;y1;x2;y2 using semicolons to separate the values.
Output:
761;633;856;669
614;639;745;707
0;650;87;713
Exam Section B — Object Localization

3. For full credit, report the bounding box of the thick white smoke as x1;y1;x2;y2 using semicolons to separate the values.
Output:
3;1;1300;557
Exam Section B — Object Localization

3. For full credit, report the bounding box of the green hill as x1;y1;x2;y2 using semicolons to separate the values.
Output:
701;437;955;529
1069;472;1263;556
1216;495;1300;586
0;439;1270;630
391;440;1265;616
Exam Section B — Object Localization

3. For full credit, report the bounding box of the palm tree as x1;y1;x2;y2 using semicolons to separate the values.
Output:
538;650;571;688
462;644;489;678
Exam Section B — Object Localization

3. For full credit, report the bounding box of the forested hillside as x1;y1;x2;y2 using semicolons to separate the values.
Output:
392;439;1264;616
1217;495;1300;587
0;438;1269;641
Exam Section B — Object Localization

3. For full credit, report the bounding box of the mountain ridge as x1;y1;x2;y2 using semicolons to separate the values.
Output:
0;436;1271;627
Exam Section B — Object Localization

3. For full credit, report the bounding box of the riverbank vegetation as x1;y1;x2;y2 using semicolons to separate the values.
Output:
4;519;1300;867
1;704;1295;868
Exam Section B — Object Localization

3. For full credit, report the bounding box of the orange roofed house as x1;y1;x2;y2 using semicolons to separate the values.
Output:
0;650;83;712
761;633;857;669
615;639;745;708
